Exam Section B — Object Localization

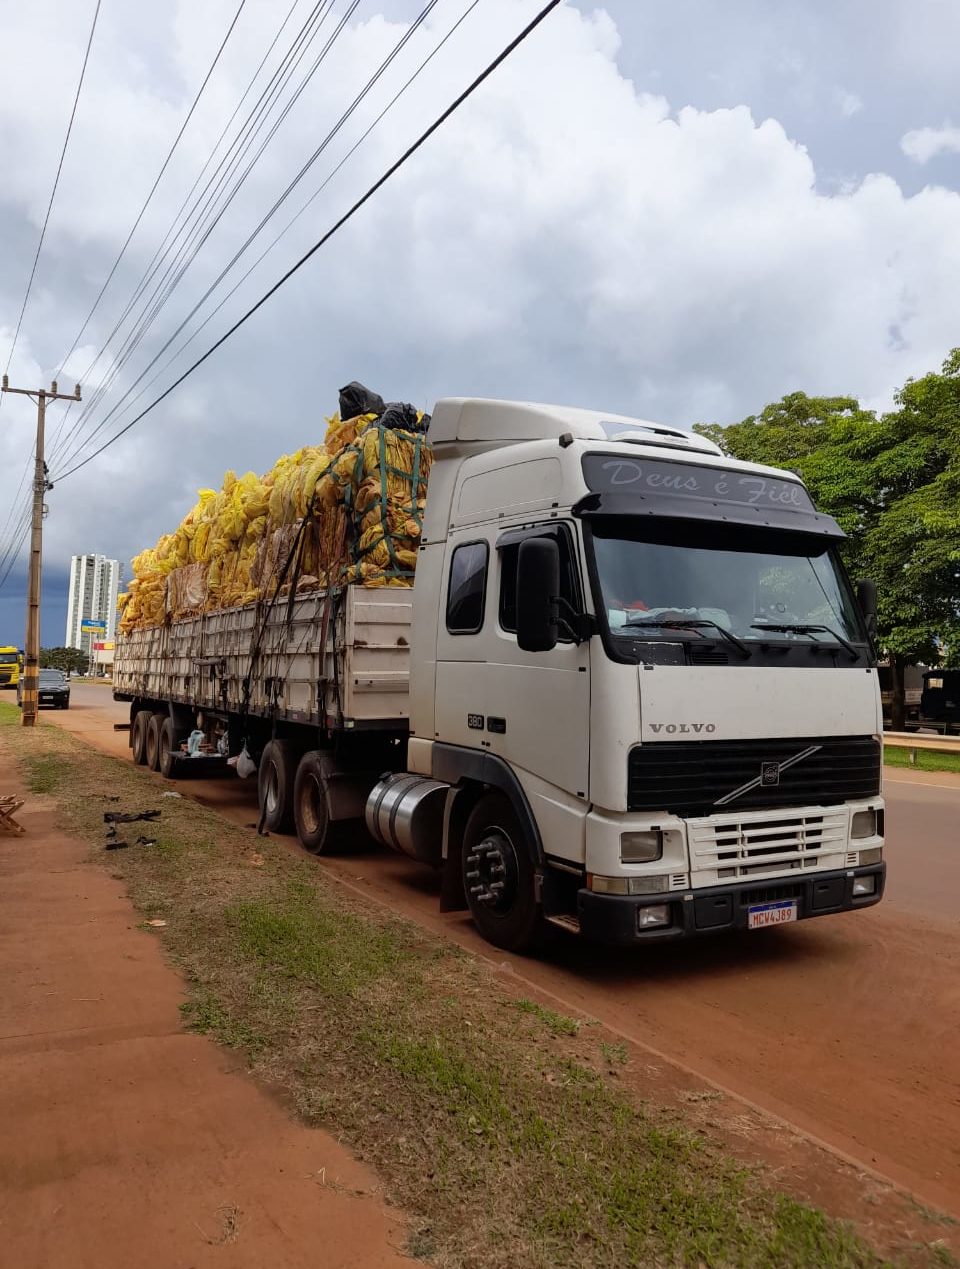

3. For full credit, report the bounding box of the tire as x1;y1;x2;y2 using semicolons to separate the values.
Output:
293;751;353;854
461;793;546;953
258;739;297;834
145;713;165;772
131;709;153;765
158;718;183;779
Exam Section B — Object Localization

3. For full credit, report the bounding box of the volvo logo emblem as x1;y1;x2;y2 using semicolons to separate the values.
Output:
714;745;823;806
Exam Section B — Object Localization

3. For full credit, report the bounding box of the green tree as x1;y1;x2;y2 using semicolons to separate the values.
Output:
40;646;90;675
695;352;960;728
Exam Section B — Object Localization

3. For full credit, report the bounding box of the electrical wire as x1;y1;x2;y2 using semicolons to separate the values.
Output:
54;0;483;450
0;506;32;596
0;0;101;553
51;0;345;469
57;0;449;472
49;0;322;461
2;0;102;383
53;0;562;484
52;0;250;384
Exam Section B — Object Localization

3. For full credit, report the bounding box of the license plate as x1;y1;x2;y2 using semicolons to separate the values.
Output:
747;900;797;930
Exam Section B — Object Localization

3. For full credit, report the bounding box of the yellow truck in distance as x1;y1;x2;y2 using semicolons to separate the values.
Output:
0;646;22;690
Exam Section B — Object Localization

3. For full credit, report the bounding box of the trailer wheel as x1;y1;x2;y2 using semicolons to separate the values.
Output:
145;714;165;771
258;739;296;833
461;794;546;953
158;718;184;779
131;710;152;765
293;751;351;854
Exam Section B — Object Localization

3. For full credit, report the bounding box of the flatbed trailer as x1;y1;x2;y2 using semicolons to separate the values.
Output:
114;588;412;790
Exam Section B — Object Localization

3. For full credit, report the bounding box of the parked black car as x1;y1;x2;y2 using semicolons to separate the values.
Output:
18;668;71;709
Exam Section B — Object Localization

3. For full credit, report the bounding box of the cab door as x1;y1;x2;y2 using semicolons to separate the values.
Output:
434;522;591;861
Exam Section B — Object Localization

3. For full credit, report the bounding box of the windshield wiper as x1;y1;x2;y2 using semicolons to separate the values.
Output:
625;617;751;659
750;622;859;661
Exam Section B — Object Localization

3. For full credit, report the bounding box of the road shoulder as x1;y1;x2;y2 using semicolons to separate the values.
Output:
0;763;408;1269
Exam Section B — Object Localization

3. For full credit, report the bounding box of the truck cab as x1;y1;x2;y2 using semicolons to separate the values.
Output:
0;647;22;690
370;398;884;949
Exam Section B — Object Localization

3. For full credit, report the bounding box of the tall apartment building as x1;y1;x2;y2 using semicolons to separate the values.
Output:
65;554;120;660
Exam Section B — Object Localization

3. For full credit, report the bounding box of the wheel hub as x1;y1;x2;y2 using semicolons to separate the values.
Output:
465;830;514;911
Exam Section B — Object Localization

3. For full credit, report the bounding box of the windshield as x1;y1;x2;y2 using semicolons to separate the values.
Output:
39;670;65;684
589;519;864;646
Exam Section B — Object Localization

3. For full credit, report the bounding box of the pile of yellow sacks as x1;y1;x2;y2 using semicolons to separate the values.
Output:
118;392;430;632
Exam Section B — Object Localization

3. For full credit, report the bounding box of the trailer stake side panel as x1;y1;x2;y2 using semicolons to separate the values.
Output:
114;588;412;728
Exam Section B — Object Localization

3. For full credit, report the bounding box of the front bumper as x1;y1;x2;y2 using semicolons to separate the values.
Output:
577;863;885;944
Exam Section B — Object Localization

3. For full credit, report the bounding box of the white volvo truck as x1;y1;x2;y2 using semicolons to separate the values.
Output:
114;398;885;950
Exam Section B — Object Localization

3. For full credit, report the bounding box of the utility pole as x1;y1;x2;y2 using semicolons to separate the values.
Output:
0;375;80;727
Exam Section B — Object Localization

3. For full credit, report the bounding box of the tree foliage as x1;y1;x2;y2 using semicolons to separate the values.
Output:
40;646;90;674
694;350;960;696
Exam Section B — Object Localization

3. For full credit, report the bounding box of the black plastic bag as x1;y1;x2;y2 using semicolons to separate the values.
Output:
379;401;425;433
339;381;385;420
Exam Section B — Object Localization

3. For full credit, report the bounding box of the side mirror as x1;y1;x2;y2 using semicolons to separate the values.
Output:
856;578;877;643
516;538;560;653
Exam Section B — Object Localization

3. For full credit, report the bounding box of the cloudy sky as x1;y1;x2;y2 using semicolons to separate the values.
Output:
1;0;959;644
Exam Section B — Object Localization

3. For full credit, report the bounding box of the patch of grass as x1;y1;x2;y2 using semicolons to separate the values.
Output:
509;996;581;1037
599;1039;628;1066
23;752;70;793
1;716;944;1269
0;700;20;726
884;744;960;774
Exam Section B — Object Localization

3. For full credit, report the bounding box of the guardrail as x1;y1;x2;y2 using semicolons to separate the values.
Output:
884;730;960;762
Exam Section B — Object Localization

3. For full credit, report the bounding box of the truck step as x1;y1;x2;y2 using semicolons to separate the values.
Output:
545;913;581;935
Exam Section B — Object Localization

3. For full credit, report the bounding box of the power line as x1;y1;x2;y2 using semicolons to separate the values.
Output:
51;0;344;469
0;506;32;596
49;0;269;462
54;0;484;454
54;0;563;484
0;0;101;570
2;0;102;382
53;0;251;383
57;0;449;472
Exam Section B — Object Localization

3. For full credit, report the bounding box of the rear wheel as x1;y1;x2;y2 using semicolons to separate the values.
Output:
158;718;183;779
258;739;296;833
293;751;353;854
461;794;546;953
145;713;165;772
131;709;153;765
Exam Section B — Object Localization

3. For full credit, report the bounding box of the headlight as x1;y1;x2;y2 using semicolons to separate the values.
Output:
621;829;663;863
637;904;672;930
851;809;878;839
858;847;883;866
852;875;876;897
587;874;671;895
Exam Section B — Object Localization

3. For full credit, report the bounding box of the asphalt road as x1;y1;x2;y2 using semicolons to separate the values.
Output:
48;682;960;1218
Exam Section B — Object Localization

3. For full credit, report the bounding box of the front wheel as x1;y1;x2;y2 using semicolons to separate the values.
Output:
461;794;546;953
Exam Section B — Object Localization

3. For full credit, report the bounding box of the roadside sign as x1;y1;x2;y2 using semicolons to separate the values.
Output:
81;619;106;633
92;641;115;651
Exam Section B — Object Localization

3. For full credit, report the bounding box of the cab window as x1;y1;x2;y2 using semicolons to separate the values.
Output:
446;541;488;634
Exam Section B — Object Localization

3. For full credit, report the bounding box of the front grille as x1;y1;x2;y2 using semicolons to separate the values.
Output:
688;808;848;879
627;735;880;815
738;882;804;905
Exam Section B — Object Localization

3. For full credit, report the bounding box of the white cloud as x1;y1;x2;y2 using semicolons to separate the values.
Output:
901;122;960;163
835;89;863;118
0;0;959;583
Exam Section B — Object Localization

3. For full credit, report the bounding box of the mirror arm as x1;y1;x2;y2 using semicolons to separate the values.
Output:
556;597;596;644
